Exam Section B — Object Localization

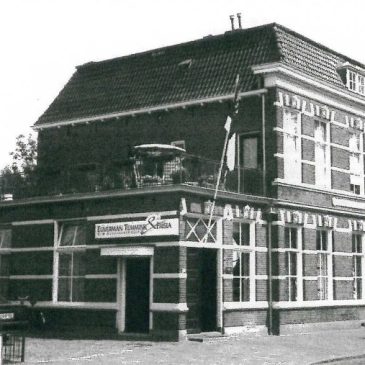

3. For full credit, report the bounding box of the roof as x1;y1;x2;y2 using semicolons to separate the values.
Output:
35;23;365;127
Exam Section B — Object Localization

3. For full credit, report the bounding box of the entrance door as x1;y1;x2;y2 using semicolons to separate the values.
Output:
200;249;217;331
125;258;150;333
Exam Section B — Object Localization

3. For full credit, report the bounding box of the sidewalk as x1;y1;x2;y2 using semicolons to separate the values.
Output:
21;327;365;364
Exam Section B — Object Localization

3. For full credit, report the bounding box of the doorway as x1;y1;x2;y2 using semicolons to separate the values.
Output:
186;248;217;333
200;249;217;331
125;258;150;333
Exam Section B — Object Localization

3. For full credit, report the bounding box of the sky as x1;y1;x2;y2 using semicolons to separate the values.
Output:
1;0;365;169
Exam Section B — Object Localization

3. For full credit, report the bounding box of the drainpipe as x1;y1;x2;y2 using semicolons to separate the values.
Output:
267;204;274;335
0;333;2;365
261;93;267;196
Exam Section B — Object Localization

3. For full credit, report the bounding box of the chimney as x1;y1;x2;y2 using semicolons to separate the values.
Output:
229;15;235;31
237;13;242;29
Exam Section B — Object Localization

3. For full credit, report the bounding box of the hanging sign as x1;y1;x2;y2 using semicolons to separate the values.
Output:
95;214;179;239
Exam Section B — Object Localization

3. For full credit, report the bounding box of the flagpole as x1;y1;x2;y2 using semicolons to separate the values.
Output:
203;74;240;243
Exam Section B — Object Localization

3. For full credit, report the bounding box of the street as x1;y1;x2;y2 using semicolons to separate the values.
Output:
21;327;365;365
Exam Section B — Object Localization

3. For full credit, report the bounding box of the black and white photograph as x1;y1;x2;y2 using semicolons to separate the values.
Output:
1;0;365;363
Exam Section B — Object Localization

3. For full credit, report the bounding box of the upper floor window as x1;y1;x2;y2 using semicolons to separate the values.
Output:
349;133;363;195
241;136;259;169
238;134;262;195
314;121;330;188
347;70;365;96
171;140;186;151
283;110;301;184
0;229;11;249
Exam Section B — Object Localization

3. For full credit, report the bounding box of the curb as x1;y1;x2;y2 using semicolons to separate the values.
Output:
311;353;365;364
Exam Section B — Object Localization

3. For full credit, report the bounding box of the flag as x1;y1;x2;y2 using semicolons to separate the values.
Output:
224;75;240;172
226;133;236;171
224;116;232;132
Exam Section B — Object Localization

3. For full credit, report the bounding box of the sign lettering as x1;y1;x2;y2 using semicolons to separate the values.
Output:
95;215;179;239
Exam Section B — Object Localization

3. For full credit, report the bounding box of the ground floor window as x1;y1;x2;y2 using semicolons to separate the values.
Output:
352;234;363;299
285;227;298;301
317;230;329;300
233;251;250;302
232;221;255;302
58;252;85;302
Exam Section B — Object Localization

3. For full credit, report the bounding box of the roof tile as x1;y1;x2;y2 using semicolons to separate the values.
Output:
35;23;365;126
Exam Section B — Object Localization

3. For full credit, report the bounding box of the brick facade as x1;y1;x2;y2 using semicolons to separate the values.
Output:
1;23;365;340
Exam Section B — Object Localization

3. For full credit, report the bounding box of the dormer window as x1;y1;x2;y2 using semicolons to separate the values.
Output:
346;69;365;96
338;62;365;96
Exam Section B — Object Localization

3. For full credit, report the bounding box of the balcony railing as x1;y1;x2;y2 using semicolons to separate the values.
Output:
2;154;264;200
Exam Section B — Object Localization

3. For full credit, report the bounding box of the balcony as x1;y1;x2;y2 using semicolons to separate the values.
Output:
2;145;264;200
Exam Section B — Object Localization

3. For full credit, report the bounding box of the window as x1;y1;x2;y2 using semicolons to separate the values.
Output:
314;121;329;188
242;137;258;169
285;227;298;301
59;224;86;247
58;252;85;302
0;255;9;277
283;110;301;183
233;223;250;246
349;133;363;195
0;229;11;249
316;230;329;300
347;70;365;96
352;234;363;299
359;74;365;95
232;222;253;302
239;134;262;194
348;70;357;91
57;223;86;302
233;252;250;302
171;140;186;151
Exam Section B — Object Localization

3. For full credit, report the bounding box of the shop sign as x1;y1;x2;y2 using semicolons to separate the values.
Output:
95;214;179;239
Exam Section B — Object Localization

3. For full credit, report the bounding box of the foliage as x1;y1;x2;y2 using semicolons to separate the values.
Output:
0;134;38;198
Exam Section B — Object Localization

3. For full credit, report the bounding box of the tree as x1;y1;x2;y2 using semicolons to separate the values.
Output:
0;134;38;199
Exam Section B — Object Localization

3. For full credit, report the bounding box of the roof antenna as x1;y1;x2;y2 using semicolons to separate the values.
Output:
229;15;235;31
237;13;242;29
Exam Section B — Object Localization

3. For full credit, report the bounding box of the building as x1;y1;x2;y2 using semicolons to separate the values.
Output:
1;22;365;340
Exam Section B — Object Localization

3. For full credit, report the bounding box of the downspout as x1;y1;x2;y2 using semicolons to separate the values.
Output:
261;92;274;334
261;93;267;196
267;205;273;335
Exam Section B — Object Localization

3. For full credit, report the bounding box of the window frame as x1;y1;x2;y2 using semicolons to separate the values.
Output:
231;220;256;303
316;229;332;300
0;229;11;249
346;69;365;96
349;132;364;195
314;120;330;189
238;132;261;171
352;233;364;300
57;223;87;249
171;140;186;151
56;222;87;303
282;109;302;184
57;251;85;302
284;226;299;301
